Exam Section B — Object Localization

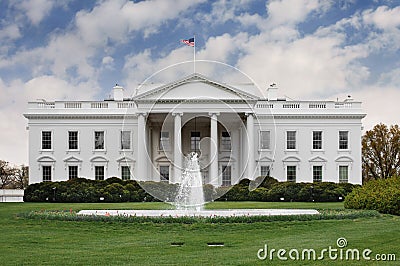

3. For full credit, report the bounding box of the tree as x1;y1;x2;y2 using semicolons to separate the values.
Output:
362;123;400;181
13;165;29;189
0;160;16;189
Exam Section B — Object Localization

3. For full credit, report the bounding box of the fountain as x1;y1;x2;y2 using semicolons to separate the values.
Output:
174;152;205;211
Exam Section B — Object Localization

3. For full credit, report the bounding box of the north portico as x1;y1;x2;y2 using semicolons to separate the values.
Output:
24;73;366;185
129;73;260;186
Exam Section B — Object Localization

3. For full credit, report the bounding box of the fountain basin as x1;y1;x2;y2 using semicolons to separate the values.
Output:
77;209;319;218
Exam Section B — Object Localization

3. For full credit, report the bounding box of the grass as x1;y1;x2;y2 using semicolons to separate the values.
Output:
1;202;399;265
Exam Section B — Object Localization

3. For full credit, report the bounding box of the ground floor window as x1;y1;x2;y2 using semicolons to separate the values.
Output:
160;165;169;182
286;166;296;182
68;165;78;180
313;165;323;182
95;166;104;180
260;165;270;177
121;166;131;180
339;165;349;183
42;166;52;182
222;165;231;186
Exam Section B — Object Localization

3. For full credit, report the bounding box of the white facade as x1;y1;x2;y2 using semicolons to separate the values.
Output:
24;73;366;185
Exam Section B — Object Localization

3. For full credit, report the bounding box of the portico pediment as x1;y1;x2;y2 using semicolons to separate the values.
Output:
133;73;259;102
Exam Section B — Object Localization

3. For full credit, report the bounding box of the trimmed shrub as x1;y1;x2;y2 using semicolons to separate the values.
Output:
24;176;359;203
344;176;400;215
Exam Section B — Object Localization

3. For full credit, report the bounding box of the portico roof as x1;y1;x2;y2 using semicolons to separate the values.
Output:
133;73;260;102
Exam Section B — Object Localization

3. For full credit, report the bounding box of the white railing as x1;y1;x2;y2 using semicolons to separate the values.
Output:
309;102;326;109
37;102;55;108
255;101;360;110
282;102;301;109
64;102;82;108
30;101;137;109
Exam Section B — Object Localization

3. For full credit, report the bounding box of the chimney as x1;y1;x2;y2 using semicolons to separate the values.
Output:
112;84;124;101
267;83;278;101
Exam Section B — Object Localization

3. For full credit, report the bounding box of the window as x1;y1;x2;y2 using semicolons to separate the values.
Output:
121;166;131;180
259;131;270;150
42;131;52;150
313;166;323;182
221;131;231;150
160;166;169;182
222;165;231;186
261;165;270;177
339;131;349;150
121;131;131;150
339;165;349;183
287;166;296;182
286;131;296;149
68;166;78;180
95;166;104;180
159;131;170;151
68;131;78;150
312;131;322;150
42;166;51;181
191;132;200;151
94;131;105;150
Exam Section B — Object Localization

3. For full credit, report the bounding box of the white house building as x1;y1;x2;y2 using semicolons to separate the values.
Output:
24;73;366;186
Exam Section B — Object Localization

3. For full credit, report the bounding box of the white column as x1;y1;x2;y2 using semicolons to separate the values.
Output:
246;113;255;180
136;113;147;181
209;112;219;186
173;113;182;183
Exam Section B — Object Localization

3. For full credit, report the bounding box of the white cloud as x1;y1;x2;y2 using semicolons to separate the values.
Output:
363;5;400;29
0;24;21;40
15;0;56;25
266;0;332;27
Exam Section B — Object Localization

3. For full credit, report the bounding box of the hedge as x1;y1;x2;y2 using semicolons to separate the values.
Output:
344;176;400;215
24;176;359;203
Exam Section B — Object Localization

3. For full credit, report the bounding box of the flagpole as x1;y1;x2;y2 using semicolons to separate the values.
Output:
193;34;196;74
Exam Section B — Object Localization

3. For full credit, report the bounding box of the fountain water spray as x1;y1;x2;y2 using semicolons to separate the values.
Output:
174;152;205;211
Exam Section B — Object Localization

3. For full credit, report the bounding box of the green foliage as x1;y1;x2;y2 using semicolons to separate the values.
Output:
19;209;380;224
362;123;400;181
216;177;358;202
344;176;400;215
24;176;359;203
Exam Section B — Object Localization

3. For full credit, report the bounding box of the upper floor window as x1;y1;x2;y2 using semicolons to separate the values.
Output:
286;131;296;150
221;131;231;150
42;165;52;182
68;165;78;180
42;131;52;150
261;165;270;177
94;131;105;150
95;166;104;180
121;131;131;150
287;165;296;182
191;131;200;151
160;165;169;182
313;165;323;182
339;131;349;150
68;131;78;150
259;131;270;150
339;165;349;183
159;131;170;151
222;165;231;186
121;166;131;180
312;131;322;150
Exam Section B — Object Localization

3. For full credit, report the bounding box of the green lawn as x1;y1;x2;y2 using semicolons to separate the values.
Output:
1;202;399;265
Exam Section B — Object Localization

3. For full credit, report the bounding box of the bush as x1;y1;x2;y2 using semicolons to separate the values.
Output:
24;176;359;203
344;176;400;215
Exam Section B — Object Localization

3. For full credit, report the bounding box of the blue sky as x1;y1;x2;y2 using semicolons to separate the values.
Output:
1;0;400;165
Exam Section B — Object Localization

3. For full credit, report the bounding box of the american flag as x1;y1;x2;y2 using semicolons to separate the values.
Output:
181;37;195;47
